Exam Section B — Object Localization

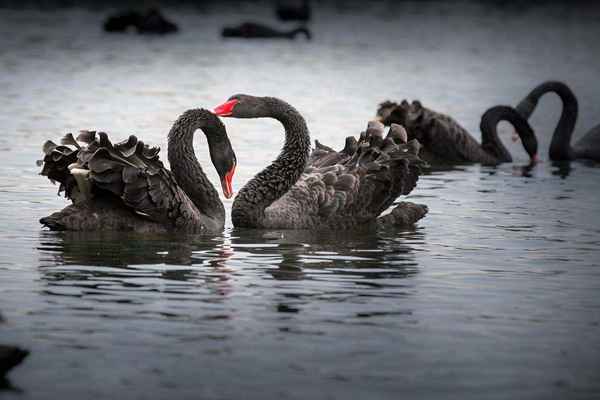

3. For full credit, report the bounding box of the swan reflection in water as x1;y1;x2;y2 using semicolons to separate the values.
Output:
36;227;424;315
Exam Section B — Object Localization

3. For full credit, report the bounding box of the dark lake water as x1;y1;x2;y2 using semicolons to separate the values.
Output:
1;1;600;399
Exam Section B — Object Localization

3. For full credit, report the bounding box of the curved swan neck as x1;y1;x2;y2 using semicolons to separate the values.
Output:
517;81;577;160
480;106;513;163
167;111;225;222
233;98;311;227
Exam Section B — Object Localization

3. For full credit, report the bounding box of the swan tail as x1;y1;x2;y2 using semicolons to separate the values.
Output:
351;121;426;219
39;139;79;199
377;202;428;228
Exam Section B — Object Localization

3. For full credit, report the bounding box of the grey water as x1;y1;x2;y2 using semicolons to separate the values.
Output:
1;1;600;399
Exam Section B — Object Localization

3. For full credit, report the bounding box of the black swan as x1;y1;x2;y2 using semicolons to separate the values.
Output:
515;81;600;162
276;0;311;22
221;23;311;40
103;8;178;34
376;100;538;166
39;109;236;233
214;95;427;230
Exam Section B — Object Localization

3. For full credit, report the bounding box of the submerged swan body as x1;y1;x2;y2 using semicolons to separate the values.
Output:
516;81;600;162
214;95;427;230
39;110;236;233
221;22;311;40
376;100;538;165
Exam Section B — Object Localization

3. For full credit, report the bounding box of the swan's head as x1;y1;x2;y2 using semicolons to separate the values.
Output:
207;127;237;199
213;94;273;119
213;143;236;199
189;109;237;199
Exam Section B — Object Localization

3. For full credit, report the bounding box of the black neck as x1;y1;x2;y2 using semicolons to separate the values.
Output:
516;81;577;160
233;98;311;227
480;106;535;163
167;111;225;222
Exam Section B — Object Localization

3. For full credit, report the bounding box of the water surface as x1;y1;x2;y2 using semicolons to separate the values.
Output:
1;2;600;399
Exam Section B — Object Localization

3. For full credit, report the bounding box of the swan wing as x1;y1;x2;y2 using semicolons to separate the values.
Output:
265;124;425;228
380;100;484;163
40;131;197;225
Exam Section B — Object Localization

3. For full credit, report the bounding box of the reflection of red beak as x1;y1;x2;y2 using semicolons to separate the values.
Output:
214;99;238;117
221;164;235;199
531;153;540;164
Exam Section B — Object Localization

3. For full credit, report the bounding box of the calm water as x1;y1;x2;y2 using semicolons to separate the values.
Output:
1;2;600;399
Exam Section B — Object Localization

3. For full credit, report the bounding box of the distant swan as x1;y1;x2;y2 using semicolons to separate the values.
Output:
376;100;538;165
222;22;311;40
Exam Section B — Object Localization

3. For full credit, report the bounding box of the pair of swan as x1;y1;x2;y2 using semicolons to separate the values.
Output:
376;81;600;166
40;97;427;232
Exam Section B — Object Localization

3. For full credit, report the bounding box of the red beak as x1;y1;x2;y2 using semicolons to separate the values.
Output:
214;99;238;117
221;164;235;199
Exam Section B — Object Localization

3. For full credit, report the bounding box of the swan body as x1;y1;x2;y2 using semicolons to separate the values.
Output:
214;95;427;230
376;100;538;165
516;81;600;161
221;22;311;40
103;8;178;34
39;110;236;232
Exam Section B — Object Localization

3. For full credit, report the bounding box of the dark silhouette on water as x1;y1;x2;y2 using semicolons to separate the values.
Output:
0;346;28;379
276;0;311;22
103;8;178;34
222;22;311;40
214;95;427;229
0;313;29;389
39;110;236;232
516;81;600;162
376;100;538;166
137;8;178;34
103;10;139;32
